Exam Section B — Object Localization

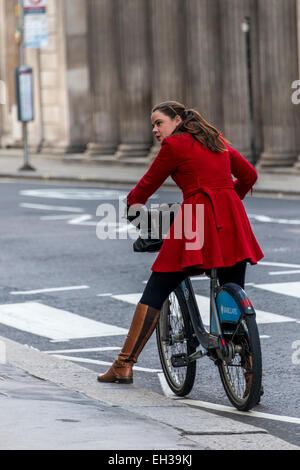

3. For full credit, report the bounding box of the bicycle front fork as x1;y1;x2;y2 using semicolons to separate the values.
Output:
210;269;228;358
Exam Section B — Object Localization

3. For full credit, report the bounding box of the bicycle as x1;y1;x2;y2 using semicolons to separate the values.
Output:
131;203;263;412
156;268;263;411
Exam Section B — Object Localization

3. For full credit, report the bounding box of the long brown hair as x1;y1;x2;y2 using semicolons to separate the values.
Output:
152;100;230;153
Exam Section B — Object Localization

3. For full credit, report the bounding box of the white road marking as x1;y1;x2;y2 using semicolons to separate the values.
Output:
40;215;134;230
254;281;300;299
254;310;296;323
158;373;177;398
19;188;129;200
269;270;300;275
52;354;162;373
249;213;300;225
0;302;127;341
143;277;209;283
179;399;300;425
10;285;90;295
112;293;296;325
259;261;300;268
40;213;99;226
42;215;131;229
44;346;121;354
112;293;142;305
20;203;84;212
96;222;136;233
67;214;97;225
159;369;300;425
194;294;296;325
40;215;83;220
117;224;137;233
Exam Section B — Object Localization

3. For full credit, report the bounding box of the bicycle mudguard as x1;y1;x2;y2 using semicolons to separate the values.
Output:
211;282;255;335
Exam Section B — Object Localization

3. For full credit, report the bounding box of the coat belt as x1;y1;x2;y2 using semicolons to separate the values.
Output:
183;186;234;230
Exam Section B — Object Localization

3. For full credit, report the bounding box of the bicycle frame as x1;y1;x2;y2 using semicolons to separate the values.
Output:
180;269;227;356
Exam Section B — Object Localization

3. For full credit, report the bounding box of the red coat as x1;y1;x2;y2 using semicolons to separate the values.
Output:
127;132;264;273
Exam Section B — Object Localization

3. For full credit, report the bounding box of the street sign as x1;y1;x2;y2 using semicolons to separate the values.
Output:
15;66;34;122
24;0;47;9
24;0;48;48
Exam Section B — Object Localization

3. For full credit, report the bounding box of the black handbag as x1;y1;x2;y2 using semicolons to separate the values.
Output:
129;203;180;253
133;236;163;253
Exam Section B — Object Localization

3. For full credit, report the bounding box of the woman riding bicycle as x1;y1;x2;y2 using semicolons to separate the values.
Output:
97;100;264;384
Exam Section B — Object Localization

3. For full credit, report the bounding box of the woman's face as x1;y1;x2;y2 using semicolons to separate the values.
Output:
151;110;182;144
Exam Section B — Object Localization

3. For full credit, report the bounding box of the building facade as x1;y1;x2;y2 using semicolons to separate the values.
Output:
0;0;299;168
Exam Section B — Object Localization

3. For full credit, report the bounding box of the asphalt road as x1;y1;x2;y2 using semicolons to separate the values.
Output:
0;180;299;447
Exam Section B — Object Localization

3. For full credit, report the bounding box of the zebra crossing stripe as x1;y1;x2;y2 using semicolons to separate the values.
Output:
0;302;128;341
254;281;300;300
0;282;296;342
111;293;296;325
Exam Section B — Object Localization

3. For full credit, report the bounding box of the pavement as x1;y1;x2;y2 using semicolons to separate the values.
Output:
1;148;300;197
0;335;299;451
0;148;300;451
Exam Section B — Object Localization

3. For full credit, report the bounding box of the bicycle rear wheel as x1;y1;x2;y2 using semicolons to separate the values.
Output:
216;285;262;411
156;287;196;396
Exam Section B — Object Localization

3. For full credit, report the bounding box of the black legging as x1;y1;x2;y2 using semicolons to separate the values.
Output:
140;261;247;310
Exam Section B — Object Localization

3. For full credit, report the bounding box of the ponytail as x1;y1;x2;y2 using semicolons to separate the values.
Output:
152;101;230;153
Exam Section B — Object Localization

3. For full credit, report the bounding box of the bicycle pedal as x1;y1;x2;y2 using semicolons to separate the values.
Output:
171;353;190;367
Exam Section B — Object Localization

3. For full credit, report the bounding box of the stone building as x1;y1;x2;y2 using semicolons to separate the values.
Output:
0;0;299;168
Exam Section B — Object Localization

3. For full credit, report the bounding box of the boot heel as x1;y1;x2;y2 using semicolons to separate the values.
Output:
116;377;133;384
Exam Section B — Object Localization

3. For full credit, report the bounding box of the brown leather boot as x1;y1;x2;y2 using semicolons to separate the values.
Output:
97;302;161;384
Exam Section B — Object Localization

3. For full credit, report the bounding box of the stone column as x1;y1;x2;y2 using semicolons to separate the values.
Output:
115;0;152;161
185;0;223;133
0;0;22;147
293;0;300;171
219;0;262;164
148;0;186;160
0;0;9;145
85;0;119;158
37;0;68;153
62;0;91;152
257;0;300;167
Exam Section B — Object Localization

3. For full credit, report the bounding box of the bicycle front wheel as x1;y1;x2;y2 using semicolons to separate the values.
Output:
156;287;196;396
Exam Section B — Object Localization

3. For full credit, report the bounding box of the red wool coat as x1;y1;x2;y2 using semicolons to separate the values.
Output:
127;132;264;274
